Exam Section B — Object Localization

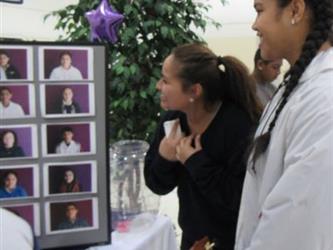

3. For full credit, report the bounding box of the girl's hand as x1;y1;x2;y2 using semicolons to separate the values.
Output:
176;134;202;164
159;119;183;161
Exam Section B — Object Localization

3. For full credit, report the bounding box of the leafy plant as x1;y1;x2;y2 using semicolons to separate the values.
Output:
47;0;225;142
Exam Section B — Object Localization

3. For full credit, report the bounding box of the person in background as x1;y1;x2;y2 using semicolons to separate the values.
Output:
144;43;262;250
58;168;81;193
0;50;21;79
251;48;282;106
58;87;81;114
57;203;89;230
0;170;28;198
49;51;83;80
235;0;333;249
0;130;25;158
0;87;25;119
55;126;81;154
0;208;38;250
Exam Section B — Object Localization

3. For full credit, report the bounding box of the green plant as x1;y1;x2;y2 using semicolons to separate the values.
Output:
47;0;225;142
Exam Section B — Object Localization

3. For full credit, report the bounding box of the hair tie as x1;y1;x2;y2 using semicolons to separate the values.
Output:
217;56;226;72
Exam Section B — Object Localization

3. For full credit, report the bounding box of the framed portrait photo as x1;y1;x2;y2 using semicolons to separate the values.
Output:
39;46;93;81
0;45;33;81
40;83;95;118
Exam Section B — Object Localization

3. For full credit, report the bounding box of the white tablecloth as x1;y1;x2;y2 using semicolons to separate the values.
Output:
88;215;178;250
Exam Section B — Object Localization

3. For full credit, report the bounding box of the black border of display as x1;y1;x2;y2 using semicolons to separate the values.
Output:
0;40;111;250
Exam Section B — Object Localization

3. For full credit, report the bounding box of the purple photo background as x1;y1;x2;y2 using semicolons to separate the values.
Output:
46;123;91;154
0;85;30;114
5;204;35;231
45;84;89;114
50;199;93;230
0;127;32;157
48;163;92;194
0;48;27;79
0;167;33;196
44;49;88;79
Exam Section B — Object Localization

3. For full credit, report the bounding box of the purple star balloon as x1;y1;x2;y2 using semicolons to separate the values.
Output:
85;0;124;43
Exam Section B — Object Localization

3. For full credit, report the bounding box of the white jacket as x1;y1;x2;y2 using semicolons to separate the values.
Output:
0;208;34;250
235;47;333;250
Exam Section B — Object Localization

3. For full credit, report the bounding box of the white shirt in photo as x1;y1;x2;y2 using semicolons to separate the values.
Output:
0;67;7;80
49;66;83;80
55;140;81;154
0;208;34;250
0;101;25;119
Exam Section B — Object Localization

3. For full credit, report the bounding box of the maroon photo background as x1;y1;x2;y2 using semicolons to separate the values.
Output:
48;163;92;194
50;199;93;231
0;167;33;197
0;48;28;79
45;84;90;114
46;123;91;154
0;127;33;157
0;85;30;115
44;49;88;79
5;204;35;231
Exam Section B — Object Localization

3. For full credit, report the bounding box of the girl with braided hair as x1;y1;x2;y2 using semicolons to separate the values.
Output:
235;0;333;250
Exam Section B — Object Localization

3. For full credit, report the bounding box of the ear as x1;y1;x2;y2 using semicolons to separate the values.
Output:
257;60;264;71
290;0;306;23
189;83;203;99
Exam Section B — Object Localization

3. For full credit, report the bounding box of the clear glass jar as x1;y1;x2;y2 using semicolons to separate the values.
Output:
110;140;159;232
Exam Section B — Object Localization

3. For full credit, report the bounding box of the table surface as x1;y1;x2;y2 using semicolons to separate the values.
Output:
88;215;178;250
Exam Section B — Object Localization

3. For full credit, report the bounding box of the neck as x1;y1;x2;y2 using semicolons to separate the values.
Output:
186;101;222;135
2;102;10;107
5;187;14;192
288;40;331;66
63;100;73;105
252;71;268;85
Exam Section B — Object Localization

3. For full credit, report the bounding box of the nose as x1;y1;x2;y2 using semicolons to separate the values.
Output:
156;79;162;91
252;17;258;32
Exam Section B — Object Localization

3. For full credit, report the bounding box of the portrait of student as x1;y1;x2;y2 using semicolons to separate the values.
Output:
59;87;81;114
57;202;89;230
47;162;95;195
58;168;81;193
49;51;83;80
0;170;28;198
55;126;81;154
0;86;25;119
144;43;262;250
45;122;94;156
251;48;283;106
0;49;21;79
0;130;25;158
234;0;333;250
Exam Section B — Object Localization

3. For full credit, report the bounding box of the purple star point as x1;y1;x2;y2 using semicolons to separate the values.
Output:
85;0;124;43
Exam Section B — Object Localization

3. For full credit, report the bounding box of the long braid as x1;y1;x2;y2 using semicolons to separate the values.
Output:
252;0;333;164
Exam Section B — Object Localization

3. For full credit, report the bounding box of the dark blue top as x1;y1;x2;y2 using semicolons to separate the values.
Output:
58;218;89;230
0;186;28;198
144;102;256;250
0;146;25;158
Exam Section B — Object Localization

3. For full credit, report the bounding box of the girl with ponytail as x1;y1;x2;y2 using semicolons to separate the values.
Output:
235;0;333;249
144;43;261;250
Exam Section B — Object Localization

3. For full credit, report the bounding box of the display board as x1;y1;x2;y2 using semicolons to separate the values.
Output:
0;41;110;249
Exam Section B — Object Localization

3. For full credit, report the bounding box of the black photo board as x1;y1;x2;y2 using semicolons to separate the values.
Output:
0;41;110;249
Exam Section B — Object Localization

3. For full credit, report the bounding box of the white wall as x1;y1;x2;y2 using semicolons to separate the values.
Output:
0;1;258;64
0;0;78;40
